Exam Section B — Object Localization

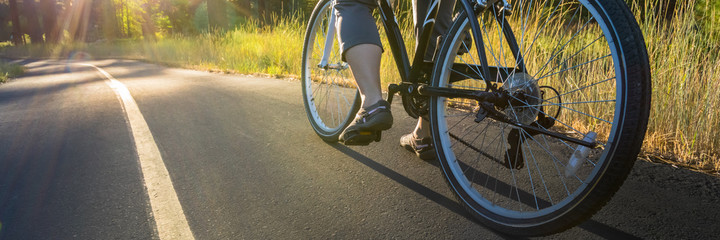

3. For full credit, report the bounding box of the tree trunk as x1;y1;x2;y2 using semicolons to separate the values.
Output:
125;0;131;37
98;0;120;40
40;0;60;44
140;8;156;40
23;0;45;44
8;0;24;45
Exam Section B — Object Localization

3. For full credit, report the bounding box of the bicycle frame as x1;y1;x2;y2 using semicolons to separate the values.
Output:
376;0;524;86
317;0;523;83
317;9;337;69
317;0;595;148
374;0;530;117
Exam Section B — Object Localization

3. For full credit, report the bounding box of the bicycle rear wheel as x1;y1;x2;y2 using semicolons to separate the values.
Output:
430;0;650;236
302;0;361;142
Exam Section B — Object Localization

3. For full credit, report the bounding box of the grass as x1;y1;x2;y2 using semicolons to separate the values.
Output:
636;1;720;172
0;60;25;83
0;16;307;77
0;0;718;174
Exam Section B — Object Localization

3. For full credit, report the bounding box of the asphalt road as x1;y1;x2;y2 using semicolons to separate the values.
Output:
1;59;718;239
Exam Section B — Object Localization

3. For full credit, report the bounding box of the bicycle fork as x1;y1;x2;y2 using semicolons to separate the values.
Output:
318;1;339;69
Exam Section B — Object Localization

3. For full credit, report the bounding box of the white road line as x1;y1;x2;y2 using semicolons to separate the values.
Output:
83;64;195;240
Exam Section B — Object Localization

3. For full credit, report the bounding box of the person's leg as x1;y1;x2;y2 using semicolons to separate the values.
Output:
412;117;431;138
334;0;393;145
340;45;394;144
410;0;456;140
413;0;457;61
335;0;385;109
345;44;383;108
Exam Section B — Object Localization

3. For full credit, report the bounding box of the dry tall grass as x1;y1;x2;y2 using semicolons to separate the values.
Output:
635;1;720;172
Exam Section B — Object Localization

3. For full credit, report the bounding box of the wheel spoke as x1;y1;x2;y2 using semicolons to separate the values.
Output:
537;34;606;82
535;54;611;82
544;76;615;102
517;99;616;108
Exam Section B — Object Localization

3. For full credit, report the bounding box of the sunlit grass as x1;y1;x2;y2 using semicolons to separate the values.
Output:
636;1;720;172
0;60;25;83
0;0;717;173
135;17;306;76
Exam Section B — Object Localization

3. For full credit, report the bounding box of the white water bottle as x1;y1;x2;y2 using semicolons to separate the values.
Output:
565;131;597;178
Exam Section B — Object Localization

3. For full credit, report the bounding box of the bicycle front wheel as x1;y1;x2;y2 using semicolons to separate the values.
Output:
302;0;361;142
430;0;650;236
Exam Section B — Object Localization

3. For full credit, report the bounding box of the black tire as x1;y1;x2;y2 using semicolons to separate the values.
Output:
302;0;361;142
429;0;650;236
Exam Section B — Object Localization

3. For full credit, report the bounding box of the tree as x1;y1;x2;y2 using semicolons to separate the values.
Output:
97;0;121;40
65;0;94;42
139;0;158;39
40;0;61;43
8;0;23;45
21;0;44;43
0;3;11;41
207;0;228;30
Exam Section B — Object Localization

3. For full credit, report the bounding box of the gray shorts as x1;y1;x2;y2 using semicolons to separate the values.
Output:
334;0;455;61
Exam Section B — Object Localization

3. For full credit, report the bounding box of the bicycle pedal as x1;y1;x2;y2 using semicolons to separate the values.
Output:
340;130;377;146
374;131;382;142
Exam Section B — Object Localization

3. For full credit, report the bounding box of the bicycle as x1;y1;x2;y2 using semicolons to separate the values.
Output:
301;0;651;236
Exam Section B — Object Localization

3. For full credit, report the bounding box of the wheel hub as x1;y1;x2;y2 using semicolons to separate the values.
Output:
502;72;541;125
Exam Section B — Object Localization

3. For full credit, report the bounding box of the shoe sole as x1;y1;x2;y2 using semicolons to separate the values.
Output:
340;130;382;146
417;150;436;161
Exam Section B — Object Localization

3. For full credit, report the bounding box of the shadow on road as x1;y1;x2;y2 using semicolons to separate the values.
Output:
329;143;641;239
579;220;641;239
329;143;526;240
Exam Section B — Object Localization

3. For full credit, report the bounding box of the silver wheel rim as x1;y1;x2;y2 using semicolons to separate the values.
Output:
434;0;624;221
303;1;358;134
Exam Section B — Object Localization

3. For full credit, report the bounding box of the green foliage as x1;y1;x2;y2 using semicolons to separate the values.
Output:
0;60;24;83
193;2;210;32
